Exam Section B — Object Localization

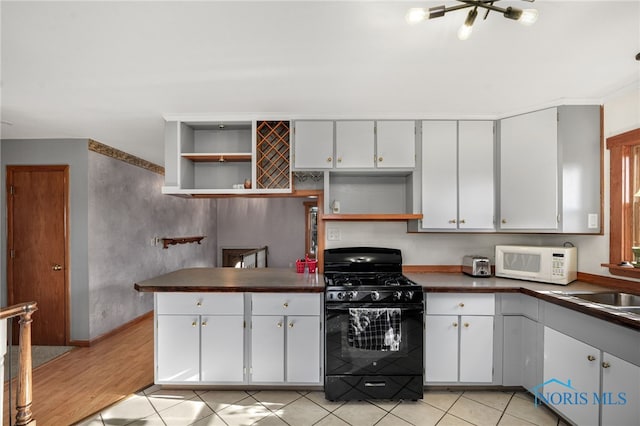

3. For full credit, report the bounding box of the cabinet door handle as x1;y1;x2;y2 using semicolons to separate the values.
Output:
459;219;466;224
463;323;469;328
458;303;465;308
283;302;289;308
52;264;63;271
452;322;458;327
277;322;283;328
378;157;383;162
202;321;207;327
196;301;202;307
602;362;611;369
448;219;457;224
501;219;507;224
191;321;197;327
289;323;294;328
337;157;342;163
587;355;596;361
327;157;332;163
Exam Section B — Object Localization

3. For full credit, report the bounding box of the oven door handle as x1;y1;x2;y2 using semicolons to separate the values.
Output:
364;381;387;387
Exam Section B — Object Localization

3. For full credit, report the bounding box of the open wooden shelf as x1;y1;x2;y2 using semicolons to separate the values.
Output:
181;153;252;162
162;236;205;249
322;213;423;221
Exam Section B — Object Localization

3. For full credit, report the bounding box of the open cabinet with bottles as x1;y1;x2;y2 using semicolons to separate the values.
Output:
163;118;291;195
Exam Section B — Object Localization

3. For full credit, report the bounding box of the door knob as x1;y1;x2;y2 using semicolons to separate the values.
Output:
52;264;62;271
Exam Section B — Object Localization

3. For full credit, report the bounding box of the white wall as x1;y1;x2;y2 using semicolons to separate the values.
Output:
326;86;640;280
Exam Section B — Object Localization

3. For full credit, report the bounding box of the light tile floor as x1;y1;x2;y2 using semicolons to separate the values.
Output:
75;387;569;426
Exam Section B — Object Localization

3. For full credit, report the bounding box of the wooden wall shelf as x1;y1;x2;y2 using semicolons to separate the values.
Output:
322;213;423;221
181;154;252;163
162;236;205;249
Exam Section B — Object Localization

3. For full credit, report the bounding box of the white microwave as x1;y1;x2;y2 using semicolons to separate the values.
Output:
495;245;577;285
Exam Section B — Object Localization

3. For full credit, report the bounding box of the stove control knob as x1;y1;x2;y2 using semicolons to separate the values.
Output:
347;291;358;300
336;292;345;300
371;290;380;301
405;291;415;301
393;291;403;301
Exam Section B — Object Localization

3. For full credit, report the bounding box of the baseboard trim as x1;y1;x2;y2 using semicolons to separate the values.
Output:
69;311;154;347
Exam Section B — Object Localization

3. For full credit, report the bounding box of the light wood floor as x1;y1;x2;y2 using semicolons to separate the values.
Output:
3;313;154;425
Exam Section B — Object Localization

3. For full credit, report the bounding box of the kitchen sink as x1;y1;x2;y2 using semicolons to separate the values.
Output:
570;292;640;307
616;306;640;314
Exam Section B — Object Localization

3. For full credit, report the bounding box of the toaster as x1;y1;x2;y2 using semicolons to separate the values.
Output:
462;255;491;277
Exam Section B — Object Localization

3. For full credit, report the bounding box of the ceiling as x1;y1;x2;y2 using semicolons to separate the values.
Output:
1;1;639;166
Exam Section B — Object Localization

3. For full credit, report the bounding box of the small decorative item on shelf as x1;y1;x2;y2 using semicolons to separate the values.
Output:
295;259;306;273
632;247;640;267
244;179;251;189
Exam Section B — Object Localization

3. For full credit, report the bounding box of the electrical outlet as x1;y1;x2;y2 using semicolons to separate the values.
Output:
327;228;341;241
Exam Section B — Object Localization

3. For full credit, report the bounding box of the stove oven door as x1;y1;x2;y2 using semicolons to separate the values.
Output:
325;302;424;377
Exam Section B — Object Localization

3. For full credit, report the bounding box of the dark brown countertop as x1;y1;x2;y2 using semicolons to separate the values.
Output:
407;272;640;331
134;268;640;331
135;267;324;293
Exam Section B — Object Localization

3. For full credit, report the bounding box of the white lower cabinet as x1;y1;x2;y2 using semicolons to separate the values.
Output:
157;315;200;382
155;292;245;384
543;326;640;426
425;293;495;383
250;293;322;385
201;315;245;382
251;315;285;382
155;292;323;386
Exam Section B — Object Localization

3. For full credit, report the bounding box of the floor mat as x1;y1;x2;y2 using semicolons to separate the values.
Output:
4;345;74;380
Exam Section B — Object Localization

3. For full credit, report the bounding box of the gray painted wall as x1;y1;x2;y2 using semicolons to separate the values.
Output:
1;139;90;339
0;139;218;341
216;198;306;268
88;151;217;338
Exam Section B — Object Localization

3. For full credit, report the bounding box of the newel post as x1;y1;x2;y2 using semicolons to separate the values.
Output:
15;308;36;426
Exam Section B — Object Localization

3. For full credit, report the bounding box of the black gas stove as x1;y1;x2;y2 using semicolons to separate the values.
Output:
324;247;423;305
325;272;422;303
323;247;424;401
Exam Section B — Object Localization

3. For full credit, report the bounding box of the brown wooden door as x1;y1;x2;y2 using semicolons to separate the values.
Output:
7;165;69;345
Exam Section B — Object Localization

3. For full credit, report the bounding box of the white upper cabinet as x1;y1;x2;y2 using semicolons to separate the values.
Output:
421;120;494;230
376;121;416;168
335;121;375;168
499;107;558;230
459;121;495;229
293;120;415;171
293;120;334;169
422;121;458;229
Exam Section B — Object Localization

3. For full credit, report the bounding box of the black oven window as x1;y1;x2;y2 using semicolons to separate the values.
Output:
348;308;402;352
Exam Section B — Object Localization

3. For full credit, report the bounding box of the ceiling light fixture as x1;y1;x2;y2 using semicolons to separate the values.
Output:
407;0;539;40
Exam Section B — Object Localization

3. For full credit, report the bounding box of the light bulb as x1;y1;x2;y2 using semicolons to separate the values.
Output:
457;24;473;40
406;8;427;24
518;9;538;25
457;8;477;40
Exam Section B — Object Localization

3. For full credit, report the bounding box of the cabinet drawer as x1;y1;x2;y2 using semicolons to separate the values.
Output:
252;293;320;316
426;293;495;315
157;292;244;315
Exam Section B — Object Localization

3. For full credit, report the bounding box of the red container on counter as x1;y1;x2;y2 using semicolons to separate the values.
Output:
307;259;317;273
